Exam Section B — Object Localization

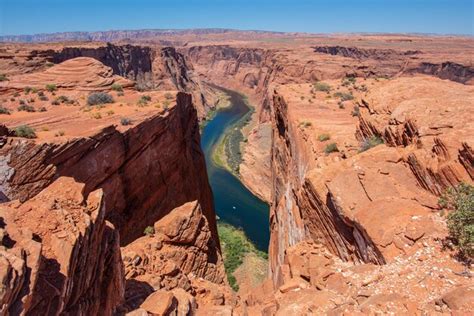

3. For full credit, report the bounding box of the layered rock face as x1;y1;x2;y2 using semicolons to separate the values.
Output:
0;43;210;117
0;92;216;246
0;57;134;91
0;177;123;315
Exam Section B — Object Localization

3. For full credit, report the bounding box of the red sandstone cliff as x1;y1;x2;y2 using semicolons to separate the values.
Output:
0;177;124;315
0;92;216;246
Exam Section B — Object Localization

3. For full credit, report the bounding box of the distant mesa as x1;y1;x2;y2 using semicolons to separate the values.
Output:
0;57;134;91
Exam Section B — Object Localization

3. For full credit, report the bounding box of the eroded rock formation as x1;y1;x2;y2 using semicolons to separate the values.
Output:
0;177;124;315
0;92;216;246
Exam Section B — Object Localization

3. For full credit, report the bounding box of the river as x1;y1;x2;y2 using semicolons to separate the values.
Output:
200;86;270;252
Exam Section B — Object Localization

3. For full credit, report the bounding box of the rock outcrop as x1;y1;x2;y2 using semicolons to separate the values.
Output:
0;92;216;246
121;201;233;314
0;57;134;91
0;177;124;315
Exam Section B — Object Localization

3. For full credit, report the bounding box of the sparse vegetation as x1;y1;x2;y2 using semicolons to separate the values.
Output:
439;183;473;258
143;226;155;236
111;83;123;92
45;84;57;92
318;133;331;142
351;105;360;117
218;222;268;292
0;74;8;81
324;142;339;154
24;87;32;95
0;106;11;115
87;92;114;106
163;100;170;109
299;121;312;128
91;112;102;119
137;95;152;107
14;125;36;138
38;107;47;112
120;117;132;126
18;104;36;112
55;130;65;137
359;136;384;152
45;62;54;67
333;91;354;101
39;95;49;101
313;82;331;92
106;110;115;116
164;92;174;100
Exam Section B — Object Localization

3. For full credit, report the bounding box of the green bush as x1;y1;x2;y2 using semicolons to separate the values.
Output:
359;136;384;152
24;87;32;95
313;82;331;92
18;104;36;112
324;143;339;154
0;106;11;115
87;92;114;106
45;84;57;92
333;92;354;101
318;133;331;142
15;125;36;138
143;226;155;236
111;83;123;92
439;183;473;258
0;74;8;81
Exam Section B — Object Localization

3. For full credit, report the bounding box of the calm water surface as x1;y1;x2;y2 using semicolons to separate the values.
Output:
200;87;270;252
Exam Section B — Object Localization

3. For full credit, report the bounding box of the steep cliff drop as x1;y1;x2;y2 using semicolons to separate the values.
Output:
0;56;237;314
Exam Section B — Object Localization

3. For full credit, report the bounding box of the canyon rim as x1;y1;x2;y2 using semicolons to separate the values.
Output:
0;1;473;315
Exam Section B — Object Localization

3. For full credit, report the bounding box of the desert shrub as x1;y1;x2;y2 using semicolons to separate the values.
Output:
87;92;114;106
117;91;124;96
333;92;354;101
143;226;155;236
359;136;384;152
111;83;123;92
39;95;49;101
55;130;65;137
351;105;360;117
299;121;312;128
439;183;473;258
37;91;45;97
91;112;102;119
338;101;345;109
13;92;20;97
18;104;35;112
45;84;57;92
313;82;331;92
45;62;54;67
51;99;60;106
324;143;339;154
24;87;32;95
19;99;26;105
120;117;132;126
38;107;47;112
164;92;174;100
31;88;38;94
163;100;170;109
15;125;36;138
0;74;8;81
0;106;11;115
318;133;331;142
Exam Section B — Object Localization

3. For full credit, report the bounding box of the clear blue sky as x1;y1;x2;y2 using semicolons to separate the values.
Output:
0;0;472;36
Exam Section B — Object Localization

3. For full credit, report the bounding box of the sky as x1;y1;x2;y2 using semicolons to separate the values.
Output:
0;0;472;36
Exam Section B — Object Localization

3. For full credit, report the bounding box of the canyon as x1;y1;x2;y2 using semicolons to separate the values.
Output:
0;30;473;315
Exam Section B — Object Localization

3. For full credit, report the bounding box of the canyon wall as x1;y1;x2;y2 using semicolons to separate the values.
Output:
0;92;216;245
0;177;124;315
